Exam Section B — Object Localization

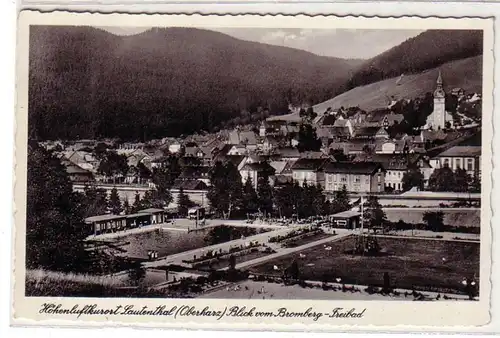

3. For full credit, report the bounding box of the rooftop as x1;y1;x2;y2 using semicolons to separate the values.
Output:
434;146;481;158
330;210;361;219
291;158;329;171
324;161;384;174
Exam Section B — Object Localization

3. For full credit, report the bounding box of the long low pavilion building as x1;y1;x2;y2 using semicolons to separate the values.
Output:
85;208;168;236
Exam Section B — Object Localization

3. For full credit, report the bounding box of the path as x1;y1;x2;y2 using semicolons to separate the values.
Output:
143;224;305;269
224;230;351;271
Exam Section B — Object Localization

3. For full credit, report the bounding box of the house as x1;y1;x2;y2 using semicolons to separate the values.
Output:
275;147;301;162
353;153;412;191
227;145;247;156
63;151;98;173
269;161;293;177
228;130;258;149
168;141;183;154
328;210;361;229
61;159;94;183
177;166;211;186
352;126;389;140
324;162;385;193
240;162;276;189
375;139;408;155
451;87;465;98
172;179;208;191
261;135;281;152
430;146;481;176
291;158;329;188
333;119;354;137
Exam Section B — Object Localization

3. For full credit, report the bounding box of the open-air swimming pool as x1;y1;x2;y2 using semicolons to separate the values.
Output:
113;226;270;259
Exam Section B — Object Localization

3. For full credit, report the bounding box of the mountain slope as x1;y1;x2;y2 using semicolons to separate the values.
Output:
29;26;361;141
345;29;483;90
313;55;482;113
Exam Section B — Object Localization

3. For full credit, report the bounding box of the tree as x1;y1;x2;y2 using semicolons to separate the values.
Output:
131;192;142;213
286;260;300;280
257;176;274;216
97;150;129;182
26;143;88;272
137;162;152;184
402;168;425;191
454;168;471;192
332;185;350;213
123;198;131;215
469;170;481;193
207;162;243;218
312;184;327;216
242;176;259;215
362;195;387;232
273;182;296;218
151;165;173;207
177;187;193;216
228;255;236;270
428;166;456;192
109;187;123;215
297;123;322;152
82;183;109;217
423;211;445;232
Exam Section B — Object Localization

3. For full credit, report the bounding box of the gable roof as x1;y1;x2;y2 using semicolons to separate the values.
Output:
240;162;276;175
276;147;301;158
434;146;481;158
172;179;208;190
324;161;384;174
291;158;329;171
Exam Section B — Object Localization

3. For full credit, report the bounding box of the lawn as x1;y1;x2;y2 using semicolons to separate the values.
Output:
249;236;480;294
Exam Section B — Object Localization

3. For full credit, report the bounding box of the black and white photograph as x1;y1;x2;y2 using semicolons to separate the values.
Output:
11;11;495;329
24;23;486;301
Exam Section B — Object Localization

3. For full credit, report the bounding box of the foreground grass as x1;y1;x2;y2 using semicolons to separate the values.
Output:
25;269;172;298
249;236;480;294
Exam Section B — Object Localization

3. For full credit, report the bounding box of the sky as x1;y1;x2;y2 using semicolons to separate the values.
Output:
100;26;423;59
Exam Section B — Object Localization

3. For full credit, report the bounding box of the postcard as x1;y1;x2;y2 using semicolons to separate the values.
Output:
12;10;494;330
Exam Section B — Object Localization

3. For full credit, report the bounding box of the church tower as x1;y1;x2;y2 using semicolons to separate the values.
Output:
426;71;447;130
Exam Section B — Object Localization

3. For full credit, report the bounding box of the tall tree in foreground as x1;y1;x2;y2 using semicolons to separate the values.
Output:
362;195;387;232
454;168;471;192
109;187;123;215
207;162;243;218
332;185;350;213
26;143;88;272
177;187;193;216
297;123;322;152
402;168;425;191
423;211;445;232
257;176;274;217
428;166;456;192
242;176;259;215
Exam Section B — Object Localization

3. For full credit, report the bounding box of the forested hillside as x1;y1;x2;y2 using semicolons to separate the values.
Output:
344;30;483;91
29;26;360;141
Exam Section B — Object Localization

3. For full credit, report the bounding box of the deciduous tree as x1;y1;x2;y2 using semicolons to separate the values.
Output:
26;143;88;272
402;168;425;191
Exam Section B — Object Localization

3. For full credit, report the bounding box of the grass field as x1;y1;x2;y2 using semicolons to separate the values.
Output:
249;236;479;294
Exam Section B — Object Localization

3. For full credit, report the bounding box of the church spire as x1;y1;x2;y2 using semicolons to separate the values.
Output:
434;70;445;98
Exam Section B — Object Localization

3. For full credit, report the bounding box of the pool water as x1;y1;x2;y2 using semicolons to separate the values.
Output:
116;229;212;259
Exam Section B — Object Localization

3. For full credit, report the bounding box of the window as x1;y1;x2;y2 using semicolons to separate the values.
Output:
377;174;381;183
466;158;474;171
354;175;361;183
366;177;370;184
443;158;450;168
455;158;461;169
341;175;347;182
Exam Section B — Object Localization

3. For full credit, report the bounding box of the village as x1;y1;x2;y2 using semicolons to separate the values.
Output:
29;72;482;301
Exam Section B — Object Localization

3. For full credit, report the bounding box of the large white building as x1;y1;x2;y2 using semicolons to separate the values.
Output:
425;71;453;130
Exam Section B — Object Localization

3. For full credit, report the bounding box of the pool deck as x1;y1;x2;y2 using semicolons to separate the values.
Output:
85;219;288;240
